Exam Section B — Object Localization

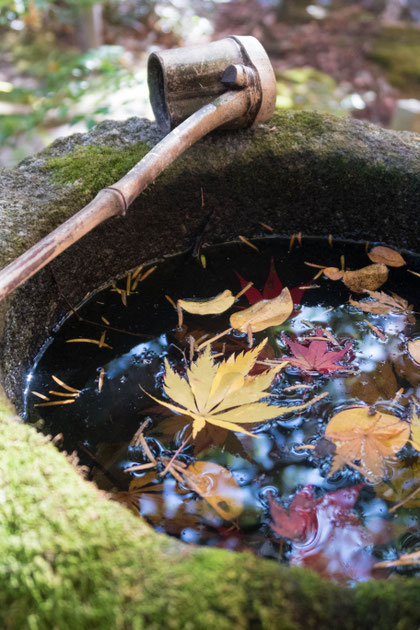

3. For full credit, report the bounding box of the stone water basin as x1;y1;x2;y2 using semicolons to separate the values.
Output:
0;110;419;629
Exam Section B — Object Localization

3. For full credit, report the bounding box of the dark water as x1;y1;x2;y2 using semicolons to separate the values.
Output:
25;237;420;584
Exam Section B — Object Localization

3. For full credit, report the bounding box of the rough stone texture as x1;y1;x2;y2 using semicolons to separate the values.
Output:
0;110;419;629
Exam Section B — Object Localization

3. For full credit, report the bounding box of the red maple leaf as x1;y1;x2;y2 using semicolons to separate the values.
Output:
235;257;306;308
267;485;317;541
268;484;392;582
281;329;355;373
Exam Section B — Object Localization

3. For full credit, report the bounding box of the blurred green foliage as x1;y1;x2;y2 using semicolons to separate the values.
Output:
0;44;135;145
276;68;348;117
370;26;420;95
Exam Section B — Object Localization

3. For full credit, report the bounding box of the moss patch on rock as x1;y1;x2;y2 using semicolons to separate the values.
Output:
47;142;150;198
1;405;420;630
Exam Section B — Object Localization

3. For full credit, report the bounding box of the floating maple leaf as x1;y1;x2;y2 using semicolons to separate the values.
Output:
268;484;393;582
376;459;420;509
349;289;413;318
281;329;355;373
235;257;306;308
326;407;410;480
143;339;324;439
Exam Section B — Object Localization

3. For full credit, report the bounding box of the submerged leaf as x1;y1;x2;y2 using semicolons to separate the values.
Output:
376;460;420;509
349;290;413;316
178;290;235;315
326;407;410;480
235;257;306;306
408;339;420;365
268;485;364;542
343;264;388;293
410;406;420;450
182;461;243;520
230;287;293;333
268;486;316;541
269;484;393;582
367;246;406;268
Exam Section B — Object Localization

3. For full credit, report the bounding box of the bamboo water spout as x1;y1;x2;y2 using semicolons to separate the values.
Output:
0;36;276;302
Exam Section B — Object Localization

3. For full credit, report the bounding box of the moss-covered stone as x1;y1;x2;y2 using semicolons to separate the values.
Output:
0;111;420;628
47;142;150;198
1;406;419;630
370;26;420;94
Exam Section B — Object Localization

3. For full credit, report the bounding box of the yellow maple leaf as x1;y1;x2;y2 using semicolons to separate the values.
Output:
326;407;410;481
143;339;323;439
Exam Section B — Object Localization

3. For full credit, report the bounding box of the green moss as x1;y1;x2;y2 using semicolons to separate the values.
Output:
370;27;420;94
1;405;419;630
44;111;329;193
47;142;151;197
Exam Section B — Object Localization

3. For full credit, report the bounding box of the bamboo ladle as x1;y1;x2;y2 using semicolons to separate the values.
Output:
0;36;276;301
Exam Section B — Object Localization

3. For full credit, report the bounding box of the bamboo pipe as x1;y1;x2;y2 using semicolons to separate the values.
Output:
0;89;249;302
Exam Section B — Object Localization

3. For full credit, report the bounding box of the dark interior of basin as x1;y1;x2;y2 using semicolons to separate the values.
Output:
0;119;419;577
21;231;420;583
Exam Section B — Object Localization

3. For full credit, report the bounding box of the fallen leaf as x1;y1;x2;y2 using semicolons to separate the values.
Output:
374;550;420;568
343;264;388;293
235;257;306;306
323;267;343;280
230;287;293;333
152;413;229;455
325;407;410;480
113;470;165;512
267;485;317;541
182;461;243;520
177;290;235;316
349;290;413;316
269;484;391;582
410;406;420;450
408;339;420;365
349;359;398;406
281;329;355;373
368;246;406;268
376;459;420;509
144;340;323;439
118;472;202;532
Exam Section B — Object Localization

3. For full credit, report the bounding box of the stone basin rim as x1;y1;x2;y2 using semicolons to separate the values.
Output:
0;110;419;630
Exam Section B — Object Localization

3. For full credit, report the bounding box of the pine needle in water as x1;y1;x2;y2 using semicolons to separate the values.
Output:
35;399;76;407
98;368;105;393
48;391;79;398
238;235;259;252
51;375;80;393
66;338;113;350
259;222;273;231
31;391;50;401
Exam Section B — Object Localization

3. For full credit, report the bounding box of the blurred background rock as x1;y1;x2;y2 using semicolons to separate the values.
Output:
1;0;420;167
